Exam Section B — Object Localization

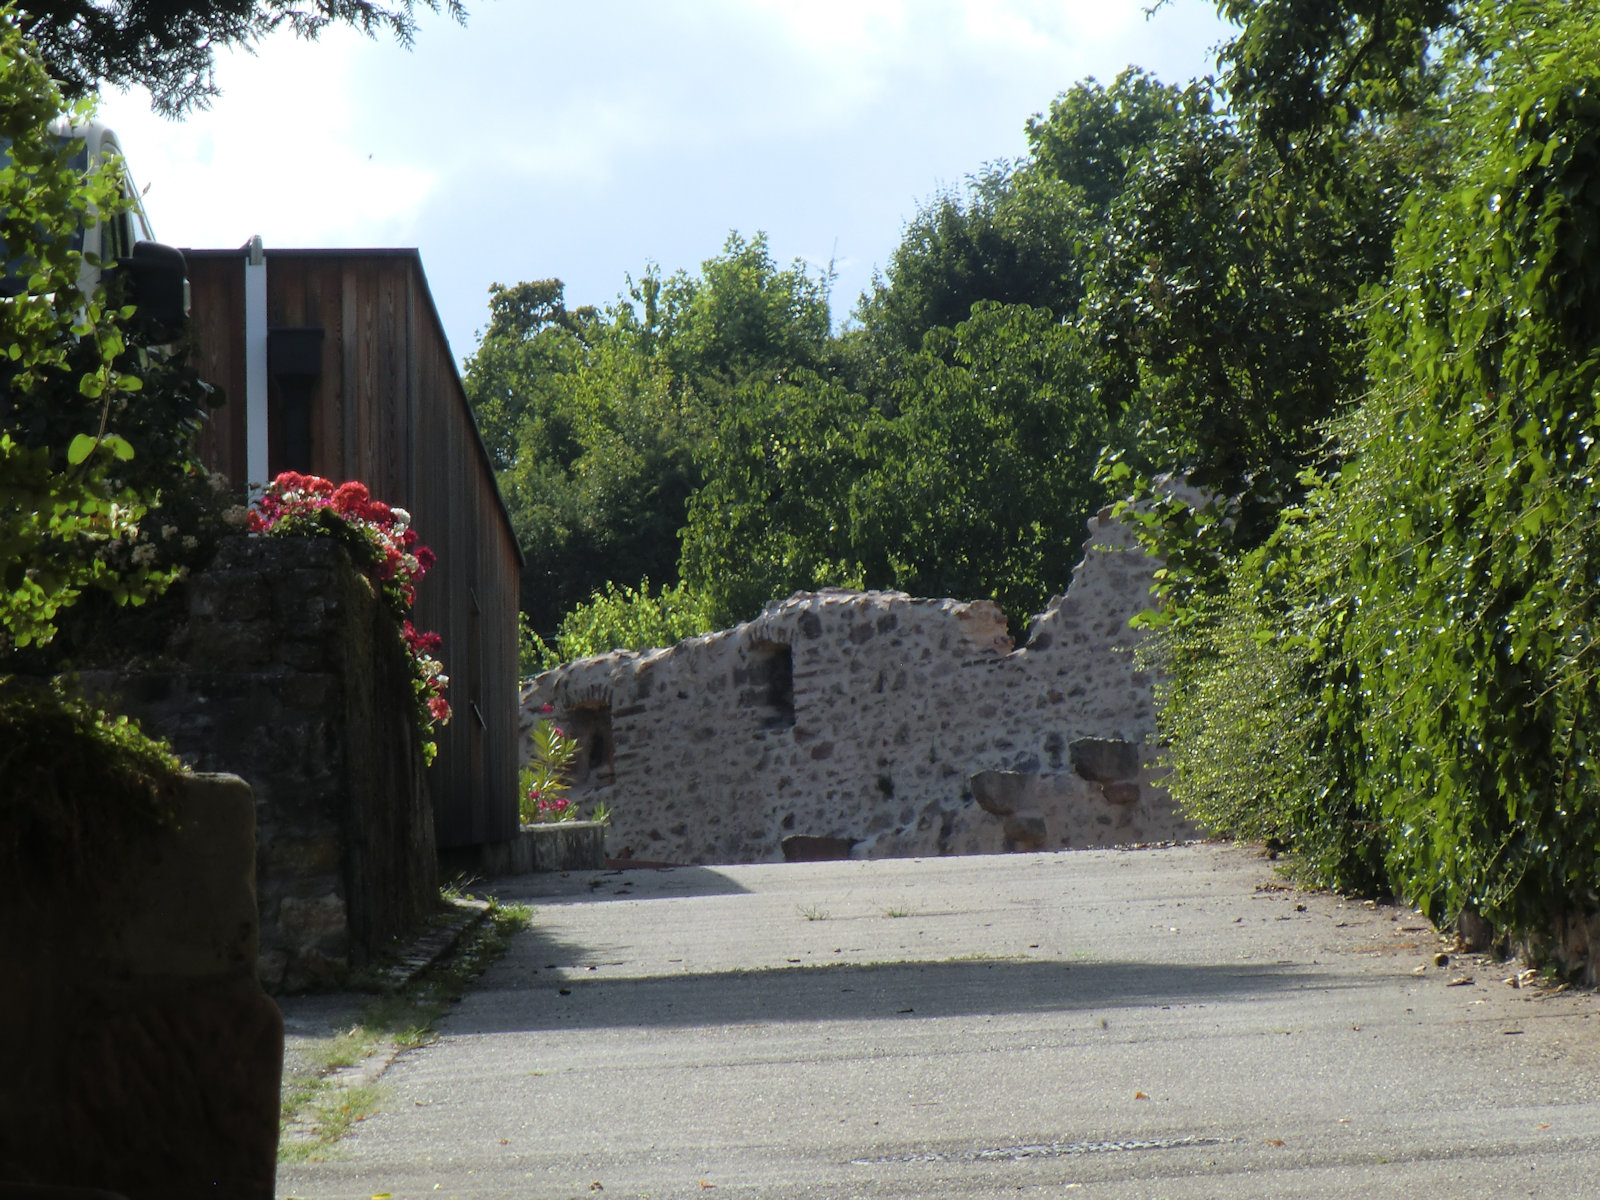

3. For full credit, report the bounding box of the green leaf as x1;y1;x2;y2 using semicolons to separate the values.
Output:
66;434;98;465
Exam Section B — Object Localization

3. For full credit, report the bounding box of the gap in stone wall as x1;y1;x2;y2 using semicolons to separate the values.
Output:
738;640;795;730
564;702;616;788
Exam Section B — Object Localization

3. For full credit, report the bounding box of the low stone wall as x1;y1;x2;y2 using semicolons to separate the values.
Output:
0;774;282;1197
522;508;1200;865
85;536;437;991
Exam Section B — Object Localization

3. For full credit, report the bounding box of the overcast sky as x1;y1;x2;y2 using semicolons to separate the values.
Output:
95;0;1234;365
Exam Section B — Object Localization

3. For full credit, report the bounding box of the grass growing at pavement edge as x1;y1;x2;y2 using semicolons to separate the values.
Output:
278;897;532;1162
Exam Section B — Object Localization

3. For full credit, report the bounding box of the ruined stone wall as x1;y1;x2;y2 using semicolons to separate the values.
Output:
521;507;1200;865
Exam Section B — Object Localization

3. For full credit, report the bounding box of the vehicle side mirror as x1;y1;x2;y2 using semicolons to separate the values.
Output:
119;240;189;337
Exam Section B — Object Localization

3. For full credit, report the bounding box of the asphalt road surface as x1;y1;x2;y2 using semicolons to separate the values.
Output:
278;844;1600;1199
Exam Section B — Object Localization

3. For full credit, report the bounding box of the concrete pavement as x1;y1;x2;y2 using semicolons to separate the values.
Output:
278;844;1600;1199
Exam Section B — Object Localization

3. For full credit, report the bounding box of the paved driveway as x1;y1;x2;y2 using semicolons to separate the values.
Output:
279;845;1600;1198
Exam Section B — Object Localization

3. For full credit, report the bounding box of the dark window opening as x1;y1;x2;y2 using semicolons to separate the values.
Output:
737;641;795;730
277;383;312;472
268;326;324;475
564;703;615;788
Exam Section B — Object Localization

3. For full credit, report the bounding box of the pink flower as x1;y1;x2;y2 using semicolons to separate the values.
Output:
428;696;451;722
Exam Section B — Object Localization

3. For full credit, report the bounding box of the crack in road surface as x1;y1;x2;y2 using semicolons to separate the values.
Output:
853;1134;1227;1164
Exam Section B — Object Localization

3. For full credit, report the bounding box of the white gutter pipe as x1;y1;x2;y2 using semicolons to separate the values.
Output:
243;234;269;492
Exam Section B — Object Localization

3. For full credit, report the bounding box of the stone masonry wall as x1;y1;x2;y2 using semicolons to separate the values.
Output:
521;507;1200;865
85;536;438;990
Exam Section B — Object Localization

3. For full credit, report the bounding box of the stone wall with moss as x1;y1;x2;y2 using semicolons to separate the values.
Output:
521;507;1199;865
86;536;437;991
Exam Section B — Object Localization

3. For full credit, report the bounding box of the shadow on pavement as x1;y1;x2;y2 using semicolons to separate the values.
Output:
452;956;1368;1033
487;865;752;905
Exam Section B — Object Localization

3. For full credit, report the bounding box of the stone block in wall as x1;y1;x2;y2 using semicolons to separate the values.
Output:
963;768;1198;853
970;770;1033;816
782;834;857;861
1068;737;1143;783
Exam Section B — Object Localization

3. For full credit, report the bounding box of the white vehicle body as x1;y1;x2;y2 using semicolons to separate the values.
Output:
2;120;187;331
58;120;161;285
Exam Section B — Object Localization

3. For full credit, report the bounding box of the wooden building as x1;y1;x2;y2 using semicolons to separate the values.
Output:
183;243;522;855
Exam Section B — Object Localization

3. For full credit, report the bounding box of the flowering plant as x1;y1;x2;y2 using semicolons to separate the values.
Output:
249;471;451;759
520;715;580;823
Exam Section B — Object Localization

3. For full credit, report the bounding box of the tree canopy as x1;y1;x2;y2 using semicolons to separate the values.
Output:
14;0;465;115
1132;0;1600;975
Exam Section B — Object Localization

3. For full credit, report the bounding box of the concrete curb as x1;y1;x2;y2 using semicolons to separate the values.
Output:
371;896;492;993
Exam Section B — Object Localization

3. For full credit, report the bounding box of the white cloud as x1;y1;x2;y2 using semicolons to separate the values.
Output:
97;29;440;248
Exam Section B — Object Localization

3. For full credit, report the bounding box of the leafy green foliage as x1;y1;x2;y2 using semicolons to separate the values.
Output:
1215;0;1463;150
540;577;714;667
680;304;1110;630
463;235;829;635
519;718;579;822
1149;0;1600;960
849;71;1181;380
681;372;881;626
1026;67;1186;212
1316;8;1600;934
1081;78;1423;557
1;8;218;655
857;303;1109;622
848;166;1084;368
0;677;182;895
0;433;175;648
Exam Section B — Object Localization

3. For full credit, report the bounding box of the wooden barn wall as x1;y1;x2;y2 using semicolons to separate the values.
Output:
185;253;249;483
184;249;520;850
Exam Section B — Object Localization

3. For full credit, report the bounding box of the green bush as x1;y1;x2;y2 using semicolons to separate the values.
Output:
0;678;181;894
1152;2;1600;953
524;578;715;674
1;3;220;659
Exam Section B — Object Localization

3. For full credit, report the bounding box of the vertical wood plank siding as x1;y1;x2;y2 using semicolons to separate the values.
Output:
183;248;522;849
186;254;248;480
